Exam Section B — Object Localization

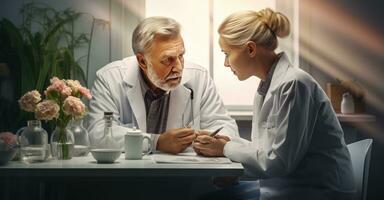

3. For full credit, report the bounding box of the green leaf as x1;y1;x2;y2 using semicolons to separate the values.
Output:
42;13;80;45
1;18;35;94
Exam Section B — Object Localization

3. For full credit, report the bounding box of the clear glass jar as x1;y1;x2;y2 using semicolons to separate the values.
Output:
17;120;48;163
69;119;90;157
90;112;122;163
50;126;74;160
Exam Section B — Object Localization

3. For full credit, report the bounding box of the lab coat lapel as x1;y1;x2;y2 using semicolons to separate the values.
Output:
251;93;264;142
126;84;146;131
123;58;147;131
167;85;190;129
253;94;264;123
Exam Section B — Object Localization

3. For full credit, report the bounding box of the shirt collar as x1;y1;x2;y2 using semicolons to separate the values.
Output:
257;53;283;96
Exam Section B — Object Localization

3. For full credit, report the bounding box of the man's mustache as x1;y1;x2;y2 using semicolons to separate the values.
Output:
166;73;181;80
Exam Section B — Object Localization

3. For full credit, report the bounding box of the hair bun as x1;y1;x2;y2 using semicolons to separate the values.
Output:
258;8;290;38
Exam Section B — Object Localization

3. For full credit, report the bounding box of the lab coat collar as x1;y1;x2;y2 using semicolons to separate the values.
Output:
122;57;147;131
121;56;191;131
121;56;141;87
263;52;291;104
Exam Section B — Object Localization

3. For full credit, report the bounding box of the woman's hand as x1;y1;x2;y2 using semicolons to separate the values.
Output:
193;134;230;157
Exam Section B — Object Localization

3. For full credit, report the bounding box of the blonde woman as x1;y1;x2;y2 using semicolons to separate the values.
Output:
194;8;355;200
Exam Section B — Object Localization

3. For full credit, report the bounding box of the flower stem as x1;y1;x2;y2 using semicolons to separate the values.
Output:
58;125;70;159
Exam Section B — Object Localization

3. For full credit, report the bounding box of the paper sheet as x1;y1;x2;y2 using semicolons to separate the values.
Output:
152;153;232;164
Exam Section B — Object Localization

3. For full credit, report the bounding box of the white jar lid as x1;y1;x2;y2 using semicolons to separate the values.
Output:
126;128;142;135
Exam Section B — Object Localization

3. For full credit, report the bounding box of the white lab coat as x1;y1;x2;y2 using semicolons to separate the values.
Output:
86;56;239;151
223;53;355;200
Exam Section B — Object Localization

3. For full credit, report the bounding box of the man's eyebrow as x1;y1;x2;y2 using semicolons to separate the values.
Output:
160;53;173;59
161;49;185;58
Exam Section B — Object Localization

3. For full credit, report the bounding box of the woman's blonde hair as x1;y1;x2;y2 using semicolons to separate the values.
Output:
218;8;290;50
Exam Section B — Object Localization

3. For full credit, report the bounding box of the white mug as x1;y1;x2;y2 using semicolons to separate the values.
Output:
124;129;152;160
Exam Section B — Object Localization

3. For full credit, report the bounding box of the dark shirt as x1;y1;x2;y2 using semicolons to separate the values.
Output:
139;72;170;134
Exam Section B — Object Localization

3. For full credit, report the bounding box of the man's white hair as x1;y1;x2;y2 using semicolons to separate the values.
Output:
132;16;181;54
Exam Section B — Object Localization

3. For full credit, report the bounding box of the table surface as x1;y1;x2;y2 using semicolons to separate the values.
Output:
0;154;243;178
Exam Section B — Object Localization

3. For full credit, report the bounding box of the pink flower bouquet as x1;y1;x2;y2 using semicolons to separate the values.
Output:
19;77;92;159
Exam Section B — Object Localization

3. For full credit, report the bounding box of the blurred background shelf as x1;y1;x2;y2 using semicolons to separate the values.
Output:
336;114;376;123
229;111;253;121
230;111;376;123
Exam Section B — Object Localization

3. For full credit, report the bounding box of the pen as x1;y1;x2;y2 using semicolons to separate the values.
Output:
182;115;195;128
185;120;193;128
210;126;224;137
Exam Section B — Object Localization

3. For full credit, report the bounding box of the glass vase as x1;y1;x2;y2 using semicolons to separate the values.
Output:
69;119;90;157
50;126;74;160
16;120;49;163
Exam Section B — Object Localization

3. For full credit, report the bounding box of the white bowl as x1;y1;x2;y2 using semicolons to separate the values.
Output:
90;149;122;163
0;149;17;165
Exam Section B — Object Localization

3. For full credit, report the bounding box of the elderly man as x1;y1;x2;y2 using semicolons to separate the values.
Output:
86;16;238;154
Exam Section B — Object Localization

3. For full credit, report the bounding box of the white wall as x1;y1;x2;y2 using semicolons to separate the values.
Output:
145;0;210;69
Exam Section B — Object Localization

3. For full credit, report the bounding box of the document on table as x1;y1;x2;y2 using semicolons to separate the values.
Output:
152;152;232;164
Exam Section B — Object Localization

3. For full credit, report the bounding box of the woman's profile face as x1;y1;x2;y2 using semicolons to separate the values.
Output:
219;37;253;81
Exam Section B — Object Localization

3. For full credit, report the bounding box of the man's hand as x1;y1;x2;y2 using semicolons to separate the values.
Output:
196;130;211;136
157;128;196;154
193;134;230;157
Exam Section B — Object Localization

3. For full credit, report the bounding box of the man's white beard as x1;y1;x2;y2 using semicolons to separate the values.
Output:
146;61;181;91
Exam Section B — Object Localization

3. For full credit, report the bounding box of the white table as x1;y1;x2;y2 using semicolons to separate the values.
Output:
0;154;243;200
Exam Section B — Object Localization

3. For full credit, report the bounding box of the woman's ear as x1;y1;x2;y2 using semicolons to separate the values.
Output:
136;53;148;71
246;41;257;57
